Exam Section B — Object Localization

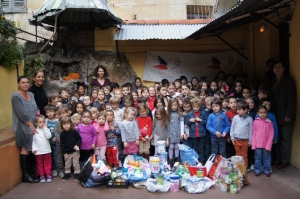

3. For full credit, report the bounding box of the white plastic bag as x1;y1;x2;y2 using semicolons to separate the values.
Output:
185;177;215;194
146;178;171;192
204;154;215;173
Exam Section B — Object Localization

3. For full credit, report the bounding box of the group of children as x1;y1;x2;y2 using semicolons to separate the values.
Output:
32;75;277;183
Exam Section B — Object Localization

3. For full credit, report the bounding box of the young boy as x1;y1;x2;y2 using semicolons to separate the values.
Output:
114;88;125;109
206;99;231;157
182;98;192;146
60;89;69;105
103;85;112;104
230;101;253;170
105;110;121;168
53;107;69;178
226;97;238;158
48;93;60;106
204;96;213;162
121;85;130;97
186;97;208;163
221;97;229;113
174;79;182;93
44;105;59;177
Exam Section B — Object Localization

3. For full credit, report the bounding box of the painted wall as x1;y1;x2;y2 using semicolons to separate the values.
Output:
108;0;215;20
289;5;300;169
0;64;24;129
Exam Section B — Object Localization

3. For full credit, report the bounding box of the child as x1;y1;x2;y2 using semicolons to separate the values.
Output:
252;105;274;177
132;90;139;109
226;97;238;158
77;84;86;101
114;88;124;108
71;113;81;129
167;98;184;161
44;105;58;177
60;116;82;182
105;110;121;167
109;96;124;125
191;77;198;91
242;87;251;99
151;106;170;155
230;101;253;172
206;99;231;157
157;85;169;107
48;93;60;106
60;89;69;105
230;80;244;102
70;90;79;103
221;97;229;113
167;82;180;98
93;89;106;108
182;98;192;146
199;89;209;111
174;79;182;93
148;86;156;111
245;97;256;121
132;77;143;90
95;113;109;160
122;95;134;110
141;87;149;98
77;110;97;165
204;96;213;161
120;107;140;155
181;84;191;98
32;115;52;183
197;81;208;91
186;97;208;163
122;85;130;97
152;96;166;119
90;107;100;133
53;107;69;178
91;87;99;103
73;101;86;116
136;104;153;160
209;81;218;96
103;85;112;104
55;101;63;109
83;96;92;110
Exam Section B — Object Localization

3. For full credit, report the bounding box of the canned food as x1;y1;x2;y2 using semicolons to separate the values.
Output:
196;169;204;178
230;183;238;194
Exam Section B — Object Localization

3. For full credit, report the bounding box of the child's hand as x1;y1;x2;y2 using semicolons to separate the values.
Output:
226;138;231;143
222;132;226;137
185;132;189;139
166;140;169;147
92;144;95;149
216;131;221;138
180;134;184;139
231;139;235;145
124;142;128;148
196;117;202;122
135;140;139;145
189;118;196;122
32;150;37;154
43;124;47;129
52;137;57;142
109;125;115;131
74;145;79;151
64;153;68;158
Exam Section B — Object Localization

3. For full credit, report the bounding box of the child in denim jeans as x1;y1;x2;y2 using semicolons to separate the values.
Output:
206;99;231;157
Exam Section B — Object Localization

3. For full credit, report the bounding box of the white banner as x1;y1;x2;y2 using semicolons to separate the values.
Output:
143;50;245;82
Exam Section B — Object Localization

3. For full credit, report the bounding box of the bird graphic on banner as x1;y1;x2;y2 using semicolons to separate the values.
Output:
153;55;172;70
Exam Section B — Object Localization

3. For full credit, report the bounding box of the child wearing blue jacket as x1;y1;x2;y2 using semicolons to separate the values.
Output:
206;99;231;157
186;98;208;163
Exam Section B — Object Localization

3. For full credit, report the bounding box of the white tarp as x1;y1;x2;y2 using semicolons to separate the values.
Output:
143;50;245;82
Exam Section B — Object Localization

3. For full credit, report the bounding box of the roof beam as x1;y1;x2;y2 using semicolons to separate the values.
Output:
216;35;248;60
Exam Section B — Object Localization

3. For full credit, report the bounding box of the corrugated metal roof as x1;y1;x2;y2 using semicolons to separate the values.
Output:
29;0;122;29
114;24;206;40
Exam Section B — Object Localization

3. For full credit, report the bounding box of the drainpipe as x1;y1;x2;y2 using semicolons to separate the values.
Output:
249;23;255;73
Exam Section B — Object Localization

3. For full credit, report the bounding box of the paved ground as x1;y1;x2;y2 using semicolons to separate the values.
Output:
1;165;300;199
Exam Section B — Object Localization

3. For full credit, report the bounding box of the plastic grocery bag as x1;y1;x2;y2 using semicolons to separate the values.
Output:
78;157;110;188
146;178;171;192
204;154;215;173
207;155;223;180
185;176;215;194
179;144;199;166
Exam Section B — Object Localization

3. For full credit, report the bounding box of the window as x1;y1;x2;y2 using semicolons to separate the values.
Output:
187;5;213;19
1;0;27;13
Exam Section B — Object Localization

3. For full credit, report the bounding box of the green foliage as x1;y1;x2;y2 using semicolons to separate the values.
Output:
0;11;24;70
24;54;44;79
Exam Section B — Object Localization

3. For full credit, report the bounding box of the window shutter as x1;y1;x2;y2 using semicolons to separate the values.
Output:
1;0;12;13
12;0;27;13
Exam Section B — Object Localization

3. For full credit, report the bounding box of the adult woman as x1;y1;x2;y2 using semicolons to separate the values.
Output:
12;76;39;183
28;70;48;116
91;65;111;89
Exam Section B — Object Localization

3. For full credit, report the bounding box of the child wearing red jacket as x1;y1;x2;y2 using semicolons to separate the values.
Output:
136;104;152;160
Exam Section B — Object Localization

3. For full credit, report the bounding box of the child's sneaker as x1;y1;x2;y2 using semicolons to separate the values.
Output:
47;177;52;183
52;170;58;177
40;177;46;183
61;173;71;182
59;172;64;178
250;165;254;171
74;174;79;182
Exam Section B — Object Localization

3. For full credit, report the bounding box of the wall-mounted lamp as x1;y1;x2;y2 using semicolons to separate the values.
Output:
259;25;267;33
133;14;137;20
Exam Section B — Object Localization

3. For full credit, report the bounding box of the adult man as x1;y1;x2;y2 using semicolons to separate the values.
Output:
272;61;296;169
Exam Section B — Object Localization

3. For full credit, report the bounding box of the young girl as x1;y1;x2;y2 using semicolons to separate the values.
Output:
91;87;99;103
191;77;198;91
93;89;106;108
133;77;143;90
95;113;109;160
148;86;156;111
32;115;52;183
174;79;182;93
73;101;86;116
137;104;153;160
122;95;134;110
132;90;139;109
152;96;166;119
77;84;86;101
71;113;81;129
157;85;169;107
141;87;149;99
77;110;97;165
181;84;191;98
209;81;218;96
167;98;184;161
120;107;140;155
199;89;209;111
175;96;183;112
60;116;82;182
167;83;179;98
151;106;170;155
90;107;100;134
252;105;274;177
137;88;142;98
83;96;92;110
198;81;208;91
229;80;244;102
242;87;251;99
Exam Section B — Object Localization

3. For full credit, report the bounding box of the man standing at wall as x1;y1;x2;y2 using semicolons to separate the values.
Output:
272;61;296;169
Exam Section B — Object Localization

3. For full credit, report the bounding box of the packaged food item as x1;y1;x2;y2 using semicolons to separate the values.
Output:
169;175;180;192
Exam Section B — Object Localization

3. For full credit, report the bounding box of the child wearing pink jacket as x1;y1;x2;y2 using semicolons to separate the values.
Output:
252;106;274;177
94;113;109;160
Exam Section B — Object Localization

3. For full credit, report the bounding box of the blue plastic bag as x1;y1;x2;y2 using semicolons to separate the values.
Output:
179;144;199;166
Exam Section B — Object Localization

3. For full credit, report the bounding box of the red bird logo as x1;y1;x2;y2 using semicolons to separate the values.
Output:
153;55;169;70
206;57;221;70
